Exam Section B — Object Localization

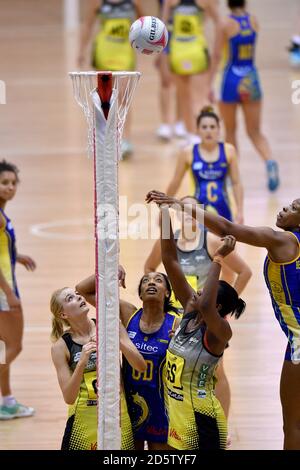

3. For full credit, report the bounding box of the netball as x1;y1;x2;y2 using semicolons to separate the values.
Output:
129;16;168;55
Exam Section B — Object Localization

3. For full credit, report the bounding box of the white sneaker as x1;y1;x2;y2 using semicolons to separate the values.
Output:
156;124;173;141
173;121;187;138
0;402;35;420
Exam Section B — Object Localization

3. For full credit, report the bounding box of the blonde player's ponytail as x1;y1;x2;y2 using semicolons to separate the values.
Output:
50;288;70;341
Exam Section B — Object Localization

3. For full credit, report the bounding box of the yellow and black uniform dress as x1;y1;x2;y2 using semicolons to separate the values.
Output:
61;329;97;450
264;231;300;363
121;387;135;450
165;312;227;450
169;0;209;75
92;0;136;71
0;208;19;311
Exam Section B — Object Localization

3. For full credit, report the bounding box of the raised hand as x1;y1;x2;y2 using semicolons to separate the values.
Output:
213;235;236;258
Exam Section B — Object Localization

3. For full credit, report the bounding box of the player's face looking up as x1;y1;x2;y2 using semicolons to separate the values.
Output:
197;117;220;145
276;199;300;230
0;171;18;202
139;272;170;303
58;288;90;319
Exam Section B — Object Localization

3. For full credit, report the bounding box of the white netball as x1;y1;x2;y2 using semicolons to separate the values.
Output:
129;16;168;55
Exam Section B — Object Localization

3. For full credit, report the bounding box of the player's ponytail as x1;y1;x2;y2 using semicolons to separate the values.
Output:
50;288;70;341
196;106;220;128
217;281;246;319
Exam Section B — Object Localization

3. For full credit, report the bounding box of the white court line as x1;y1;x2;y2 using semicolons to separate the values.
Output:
30;218;94;240
25;326;50;333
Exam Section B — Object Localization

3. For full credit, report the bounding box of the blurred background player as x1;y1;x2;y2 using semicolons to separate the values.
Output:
77;0;143;158
218;0;279;192
162;0;222;144
155;0;187;141
0;160;36;421
165;107;244;223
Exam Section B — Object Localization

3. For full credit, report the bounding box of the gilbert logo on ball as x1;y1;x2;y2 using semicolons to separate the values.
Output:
129;16;168;55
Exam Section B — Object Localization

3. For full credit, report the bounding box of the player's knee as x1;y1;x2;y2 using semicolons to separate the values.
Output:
246;127;259;140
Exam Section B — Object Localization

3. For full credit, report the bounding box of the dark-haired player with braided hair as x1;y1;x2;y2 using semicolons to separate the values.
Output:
166;106;243;223
156;204;245;449
0;160;36;420
121;272;180;450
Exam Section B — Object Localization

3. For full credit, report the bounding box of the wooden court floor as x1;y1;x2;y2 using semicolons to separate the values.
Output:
0;0;300;450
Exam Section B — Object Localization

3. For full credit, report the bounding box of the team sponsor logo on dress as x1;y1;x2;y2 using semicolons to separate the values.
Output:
146;425;167;437
169;428;182;441
193;162;203;170
167;387;183;401
198;364;209;387
135;342;158;354
189;337;199;344
197;389;207;399
128;330;137;339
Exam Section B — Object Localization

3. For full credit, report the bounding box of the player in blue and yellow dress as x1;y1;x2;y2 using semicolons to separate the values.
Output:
146;191;300;450
165;106;243;223
0;160;36;420
219;0;279;191
121;272;180;449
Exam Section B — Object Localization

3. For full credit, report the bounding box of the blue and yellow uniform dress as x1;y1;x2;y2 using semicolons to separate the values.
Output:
92;0;136;71
165;312;227;450
123;308;178;443
61;325;134;450
0;208;19;311
221;13;262;103
264;232;300;362
169;0;209;75
190;142;233;221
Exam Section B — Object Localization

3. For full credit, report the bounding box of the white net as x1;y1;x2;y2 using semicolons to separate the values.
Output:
69;71;140;157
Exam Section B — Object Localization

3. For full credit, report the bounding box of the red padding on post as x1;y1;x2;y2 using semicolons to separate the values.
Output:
97;73;113;120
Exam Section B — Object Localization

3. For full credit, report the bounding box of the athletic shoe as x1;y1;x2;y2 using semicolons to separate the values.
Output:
173;121;187;138
287;40;300;67
121;139;133;159
0;402;35;420
156;124;173;141
266;160;280;191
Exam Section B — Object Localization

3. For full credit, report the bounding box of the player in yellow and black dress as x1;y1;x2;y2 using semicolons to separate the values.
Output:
77;0;143;158
151;203;245;450
219;0;279;192
51;274;146;450
0;160;36;421
162;0;222;141
147;191;300;450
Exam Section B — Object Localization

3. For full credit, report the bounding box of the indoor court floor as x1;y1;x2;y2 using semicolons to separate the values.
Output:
0;0;300;450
